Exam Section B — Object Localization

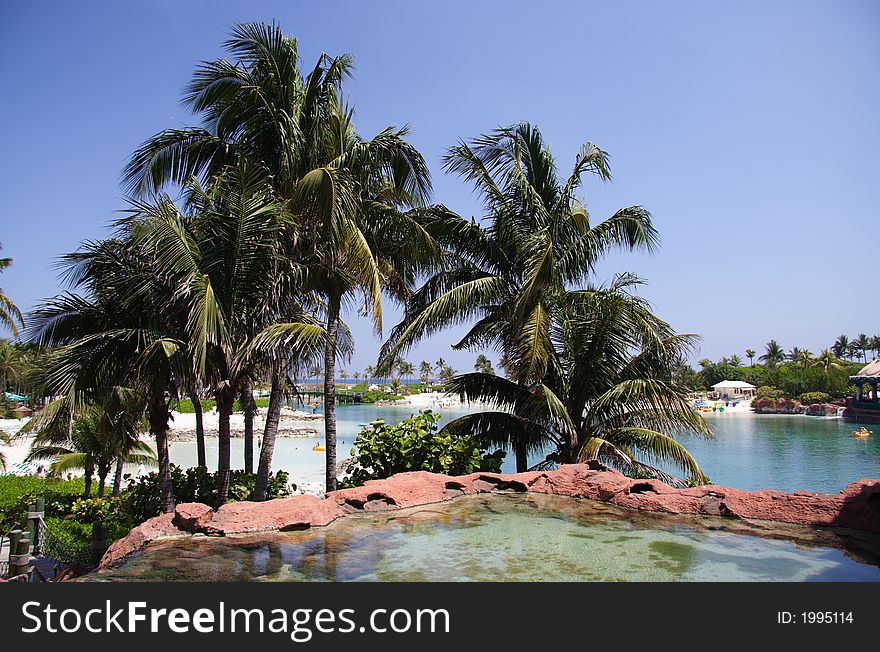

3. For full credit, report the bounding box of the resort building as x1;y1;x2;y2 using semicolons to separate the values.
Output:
846;360;880;421
711;380;756;399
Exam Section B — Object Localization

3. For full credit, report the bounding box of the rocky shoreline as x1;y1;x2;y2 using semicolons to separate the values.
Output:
99;462;880;569
752;398;842;416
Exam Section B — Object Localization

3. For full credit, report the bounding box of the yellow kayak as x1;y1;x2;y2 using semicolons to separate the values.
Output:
852;428;872;438
312;443;326;452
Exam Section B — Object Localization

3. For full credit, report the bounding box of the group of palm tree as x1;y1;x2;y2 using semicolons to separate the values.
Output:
712;340;848;374
831;334;879;364
377;125;710;483
5;21;712;501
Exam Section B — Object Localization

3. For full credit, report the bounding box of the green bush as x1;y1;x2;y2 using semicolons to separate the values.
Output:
124;465;294;524
342;410;505;487
799;391;831;405
0;476;86;531
756;385;785;400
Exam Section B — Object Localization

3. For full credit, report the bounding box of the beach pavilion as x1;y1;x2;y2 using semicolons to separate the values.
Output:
711;380;756;399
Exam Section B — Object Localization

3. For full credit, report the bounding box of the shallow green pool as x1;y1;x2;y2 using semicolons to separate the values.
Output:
89;494;880;582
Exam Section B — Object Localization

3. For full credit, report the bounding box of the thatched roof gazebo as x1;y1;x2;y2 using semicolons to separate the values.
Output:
847;361;880;421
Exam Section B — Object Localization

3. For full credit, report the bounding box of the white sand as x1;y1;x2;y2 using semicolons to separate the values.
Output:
401;391;491;409
167;406;322;437
0;417;34;469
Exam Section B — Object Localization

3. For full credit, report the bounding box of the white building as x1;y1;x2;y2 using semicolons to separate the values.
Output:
711;380;757;399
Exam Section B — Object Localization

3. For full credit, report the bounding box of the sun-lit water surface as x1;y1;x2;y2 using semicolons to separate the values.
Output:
89;493;880;582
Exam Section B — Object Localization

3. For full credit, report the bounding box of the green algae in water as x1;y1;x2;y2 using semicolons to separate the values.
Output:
88;494;880;582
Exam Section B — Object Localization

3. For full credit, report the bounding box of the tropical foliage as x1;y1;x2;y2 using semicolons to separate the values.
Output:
342;410;504;487
379;124;707;482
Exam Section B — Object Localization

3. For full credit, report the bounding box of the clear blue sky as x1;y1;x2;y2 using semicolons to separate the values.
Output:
1;0;877;374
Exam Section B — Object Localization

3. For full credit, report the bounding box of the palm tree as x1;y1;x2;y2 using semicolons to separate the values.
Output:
0;339;18;392
0;244;24;337
397;360;415;387
364;366;375;384
438;364;456;384
419;361;433;386
697;358;712;369
787;347;802;363
745;349;756;366
0;429;10;471
759;340;785;368
832;335;849;360
728;354;742;367
813;349;842;375
128;164;334;504
794;349;813;369
340;369;349;387
444;277;710;484
27;400;155;497
855;333;869;363
352;370;360;385
474;354;495;375
27;236;190;513
123;22;434;493
869;335;880;361
846;342;861;362
381;124;657;471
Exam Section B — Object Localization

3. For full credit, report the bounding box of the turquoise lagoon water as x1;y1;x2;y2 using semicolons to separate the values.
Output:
169;405;880;494
88;494;880;582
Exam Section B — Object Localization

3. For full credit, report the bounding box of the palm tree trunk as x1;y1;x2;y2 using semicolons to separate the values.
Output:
324;294;341;493
148;385;174;513
216;387;235;506
189;389;206;468
112;458;124;497
254;366;283;501
243;379;255;475
83;461;94;497
97;466;108;497
514;443;528;473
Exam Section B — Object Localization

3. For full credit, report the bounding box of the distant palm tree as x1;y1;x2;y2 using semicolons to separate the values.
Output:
745;349;756;366
352;371;361;385
397;360;415;386
869;335;880;360
419;361;433;385
813;349;842;375
787;347;802;362
729;354;742;367
0;244;24;337
364;366;375;384
438;364;456;384
795;349;814;369
309;365;324;381
474;354;495;375
435;357;447;376
340;369;349;387
698;358;712;369
759;340;785;368
846;342;861;362
832;335;849;360
855;334;870;363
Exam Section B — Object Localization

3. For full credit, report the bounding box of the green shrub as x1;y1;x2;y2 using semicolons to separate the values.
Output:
124;466;294;524
799;391;831;405
342;410;505;487
0;476;86;531
756;385;785;400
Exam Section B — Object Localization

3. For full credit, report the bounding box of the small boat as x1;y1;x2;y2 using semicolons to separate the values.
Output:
312;443;326;452
852;428;872;438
